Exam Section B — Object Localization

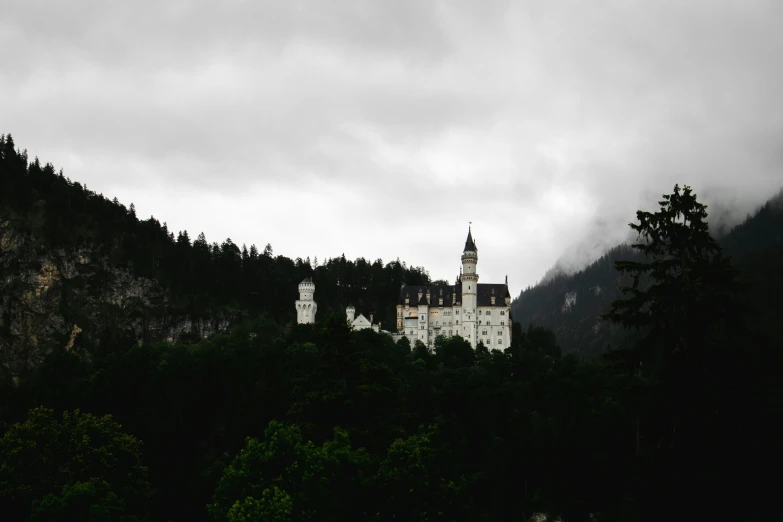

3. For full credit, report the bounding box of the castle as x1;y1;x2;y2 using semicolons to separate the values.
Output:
295;227;512;350
395;227;512;350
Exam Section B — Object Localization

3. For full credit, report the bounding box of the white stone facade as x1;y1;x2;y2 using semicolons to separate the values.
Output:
295;278;317;324
346;305;381;332
395;228;512;350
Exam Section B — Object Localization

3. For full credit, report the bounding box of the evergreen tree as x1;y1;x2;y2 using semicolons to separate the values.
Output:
602;184;769;520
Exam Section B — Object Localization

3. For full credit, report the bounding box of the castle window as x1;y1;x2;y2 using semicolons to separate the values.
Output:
498;339;502;345
501;321;504;326
456;310;459;315
456;320;459;324
500;311;505;315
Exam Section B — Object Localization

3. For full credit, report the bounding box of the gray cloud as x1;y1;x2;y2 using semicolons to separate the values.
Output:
2;0;782;294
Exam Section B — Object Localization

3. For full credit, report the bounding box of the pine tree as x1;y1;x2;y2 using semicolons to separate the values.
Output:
603;184;741;374
602;185;750;518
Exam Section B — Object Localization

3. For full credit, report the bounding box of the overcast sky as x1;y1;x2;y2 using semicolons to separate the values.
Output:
2;0;782;295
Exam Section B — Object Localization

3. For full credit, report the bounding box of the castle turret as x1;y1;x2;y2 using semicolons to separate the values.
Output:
346;305;355;325
460;226;479;347
295;278;317;324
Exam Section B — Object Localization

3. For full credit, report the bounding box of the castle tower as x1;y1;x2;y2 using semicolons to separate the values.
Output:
295;278;317;324
346;305;355;325
460;226;479;348
417;290;430;346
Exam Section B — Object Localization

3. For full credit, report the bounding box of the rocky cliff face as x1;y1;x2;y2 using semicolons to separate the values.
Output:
0;217;233;379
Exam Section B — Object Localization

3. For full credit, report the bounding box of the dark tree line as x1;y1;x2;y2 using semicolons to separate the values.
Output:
0;133;429;328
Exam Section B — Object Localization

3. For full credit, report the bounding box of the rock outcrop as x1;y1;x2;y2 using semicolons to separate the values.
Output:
0;217;233;379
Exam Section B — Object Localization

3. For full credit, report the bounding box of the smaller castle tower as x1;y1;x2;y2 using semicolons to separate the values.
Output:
346;305;356;325
295;278;317;324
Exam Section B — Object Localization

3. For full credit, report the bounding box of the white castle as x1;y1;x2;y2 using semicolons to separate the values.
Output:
295;227;512;350
295;277;317;324
395;227;512;350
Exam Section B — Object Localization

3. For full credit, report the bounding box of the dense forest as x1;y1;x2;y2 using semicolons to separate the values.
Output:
1;134;782;521
0;130;431;324
0;133;430;375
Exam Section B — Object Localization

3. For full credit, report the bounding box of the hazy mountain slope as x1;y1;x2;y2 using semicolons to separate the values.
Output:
511;245;643;358
511;189;783;359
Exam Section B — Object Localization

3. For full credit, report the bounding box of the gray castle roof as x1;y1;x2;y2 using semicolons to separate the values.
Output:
399;283;509;307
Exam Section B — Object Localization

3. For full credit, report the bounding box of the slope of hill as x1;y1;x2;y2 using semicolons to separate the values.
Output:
511;188;783;358
0;133;430;379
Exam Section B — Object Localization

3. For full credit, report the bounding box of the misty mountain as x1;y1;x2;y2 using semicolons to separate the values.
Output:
511;188;783;359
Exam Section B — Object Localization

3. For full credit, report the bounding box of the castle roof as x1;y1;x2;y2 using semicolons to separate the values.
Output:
399;283;509;307
476;283;511;304
464;228;477;253
400;284;458;308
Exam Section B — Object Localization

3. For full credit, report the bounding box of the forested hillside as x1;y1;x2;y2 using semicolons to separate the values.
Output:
512;188;783;358
0;133;429;377
1;135;781;521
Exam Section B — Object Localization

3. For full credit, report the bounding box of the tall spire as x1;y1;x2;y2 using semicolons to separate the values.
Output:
463;225;477;253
